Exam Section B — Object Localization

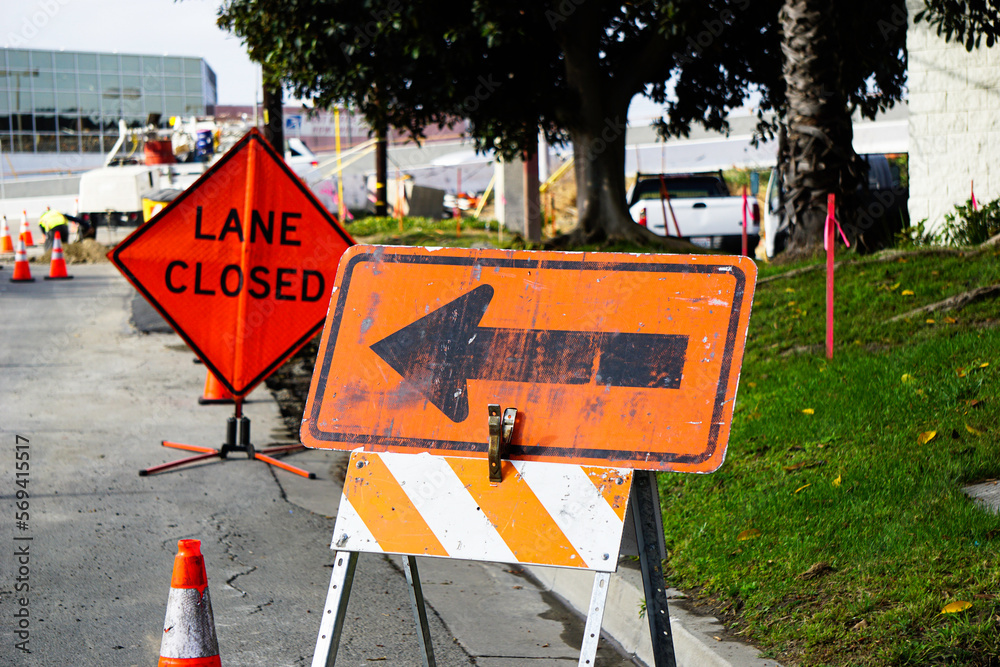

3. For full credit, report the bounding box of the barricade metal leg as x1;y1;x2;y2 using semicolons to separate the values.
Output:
578;571;612;666
631;471;677;667
402;556;436;667
312;551;359;667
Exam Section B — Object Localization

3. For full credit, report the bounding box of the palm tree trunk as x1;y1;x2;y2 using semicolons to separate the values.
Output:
779;0;863;254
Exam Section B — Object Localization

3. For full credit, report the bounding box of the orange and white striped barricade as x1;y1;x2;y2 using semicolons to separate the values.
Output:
303;246;758;667
312;450;642;667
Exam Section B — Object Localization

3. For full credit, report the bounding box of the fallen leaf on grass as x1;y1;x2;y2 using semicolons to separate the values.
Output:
784;460;826;472
926;319;936;324
918;430;937;445
901;290;915;296
944;317;958;324
802;408;815;415
833;475;842;487
941;600;972;614
966;424;983;436
901;374;914;383
889;282;901;291
957;368;968;377
737;528;761;541
851;619;868;632
785;288;796;293
798;561;835;579
794;483;811;494
981;362;990;368
748;381;757;388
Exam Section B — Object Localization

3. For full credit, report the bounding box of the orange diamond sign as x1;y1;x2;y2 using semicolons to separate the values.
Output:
110;129;353;397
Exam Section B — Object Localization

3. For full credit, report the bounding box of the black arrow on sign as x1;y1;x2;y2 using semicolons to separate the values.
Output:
370;284;689;423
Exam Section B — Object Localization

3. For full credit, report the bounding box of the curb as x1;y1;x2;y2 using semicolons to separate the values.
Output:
525;561;782;667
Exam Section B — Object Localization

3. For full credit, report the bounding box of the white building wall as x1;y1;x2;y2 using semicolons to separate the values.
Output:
907;0;1000;231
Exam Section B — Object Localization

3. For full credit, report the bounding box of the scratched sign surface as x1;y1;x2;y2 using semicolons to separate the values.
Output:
301;245;757;473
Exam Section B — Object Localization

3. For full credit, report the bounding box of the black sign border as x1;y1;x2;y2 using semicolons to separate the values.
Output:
306;249;749;467
110;129;355;397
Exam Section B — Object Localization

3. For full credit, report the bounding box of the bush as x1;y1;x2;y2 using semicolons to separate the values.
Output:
895;217;939;248
941;197;1000;246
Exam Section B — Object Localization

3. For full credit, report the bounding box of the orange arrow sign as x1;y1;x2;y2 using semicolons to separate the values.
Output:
303;246;757;473
110;129;354;397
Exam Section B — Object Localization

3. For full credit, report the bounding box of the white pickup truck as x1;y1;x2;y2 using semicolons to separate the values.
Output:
628;172;759;252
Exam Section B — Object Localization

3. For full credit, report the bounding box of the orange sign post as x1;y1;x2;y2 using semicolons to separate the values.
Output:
110;129;353;478
304;245;757;667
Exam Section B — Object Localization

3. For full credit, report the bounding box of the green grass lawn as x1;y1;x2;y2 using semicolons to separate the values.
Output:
660;248;1000;666
340;217;1000;664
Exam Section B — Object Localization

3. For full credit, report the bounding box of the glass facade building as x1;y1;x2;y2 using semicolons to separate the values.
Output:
0;48;217;154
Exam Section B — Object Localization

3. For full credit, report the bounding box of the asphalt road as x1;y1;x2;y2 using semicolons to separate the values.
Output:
0;263;637;666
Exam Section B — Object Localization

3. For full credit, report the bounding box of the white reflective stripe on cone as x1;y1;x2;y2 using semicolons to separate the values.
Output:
160;587;220;659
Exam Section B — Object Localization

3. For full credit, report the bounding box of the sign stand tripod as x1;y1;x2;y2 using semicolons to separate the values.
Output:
309;450;677;667
138;397;315;479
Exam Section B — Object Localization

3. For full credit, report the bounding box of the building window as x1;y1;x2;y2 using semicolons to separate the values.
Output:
77;53;98;71
163;58;183;74
35;134;57;152
57;91;78;113
32;91;55;112
35;114;55;132
81;134;101;152
163;76;183;94
120;55;141;73
33;70;54;91
10;133;33;152
54;52;75;70
99;54;118;72
59;134;80;152
79;93;100;115
6;50;29;68
29;51;52;70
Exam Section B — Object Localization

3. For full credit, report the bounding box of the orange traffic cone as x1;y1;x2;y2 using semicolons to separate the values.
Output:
0;216;13;254
158;540;221;667
44;232;73;280
198;370;234;405
9;239;34;282
19;210;35;247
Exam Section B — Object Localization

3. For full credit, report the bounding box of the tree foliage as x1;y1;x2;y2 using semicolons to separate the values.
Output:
916;0;1000;50
217;0;907;245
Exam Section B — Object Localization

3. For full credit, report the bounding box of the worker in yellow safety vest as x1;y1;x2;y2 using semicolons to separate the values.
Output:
38;209;81;250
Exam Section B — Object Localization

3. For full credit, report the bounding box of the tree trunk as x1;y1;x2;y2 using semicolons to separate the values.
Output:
374;124;388;217
570;117;634;242
779;0;863;254
261;64;284;155
557;21;688;248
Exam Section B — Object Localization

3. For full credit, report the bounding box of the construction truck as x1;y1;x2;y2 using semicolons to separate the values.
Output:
78;115;320;232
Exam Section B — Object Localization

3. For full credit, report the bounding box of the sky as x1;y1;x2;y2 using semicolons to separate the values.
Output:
2;0;259;104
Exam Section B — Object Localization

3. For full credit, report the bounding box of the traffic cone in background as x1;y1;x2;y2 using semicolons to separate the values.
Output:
198;370;234;405
158;539;221;667
0;216;13;253
44;232;73;280
9;239;34;282
19;210;35;247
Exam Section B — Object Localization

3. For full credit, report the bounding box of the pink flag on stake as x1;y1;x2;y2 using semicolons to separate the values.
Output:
972;180;979;211
825;194;849;361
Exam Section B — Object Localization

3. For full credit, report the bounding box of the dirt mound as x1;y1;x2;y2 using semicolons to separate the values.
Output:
30;239;112;264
